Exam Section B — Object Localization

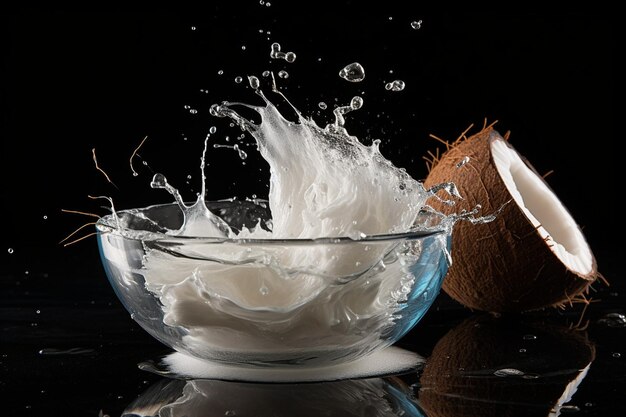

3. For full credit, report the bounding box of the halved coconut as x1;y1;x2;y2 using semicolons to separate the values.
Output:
424;126;598;312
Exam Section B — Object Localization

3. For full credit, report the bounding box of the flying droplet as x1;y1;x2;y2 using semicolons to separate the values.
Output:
350;96;363;110
339;62;365;82
217;70;224;75
191;26;196;31
248;75;260;89
262;70;271;77
8;248;14;254
234;76;243;84
270;43;296;63
411;20;422;30
209;126;217;134
278;70;289;79
385;80;405;91
318;102;327;110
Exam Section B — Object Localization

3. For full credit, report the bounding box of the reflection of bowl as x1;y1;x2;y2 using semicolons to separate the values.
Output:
123;376;425;417
96;201;450;367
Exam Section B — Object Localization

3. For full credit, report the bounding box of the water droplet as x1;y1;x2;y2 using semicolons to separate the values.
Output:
234;76;243;84
494;368;525;377
259;0;264;4
613;352;621;358
318;102;327;110
43;215;48;220
234;144;248;160
36;310;40;314
523;334;537;340
388;16;393;21
225;410;237;416
259;286;269;295
241;45;246;51
411;20;422;30
262;70;271;77
456;156;470;168
598;313;626;328
278;70;289;79
270;43;296;63
350;96;363;110
7;248;13;254
248;75;260;90
217;70;224;75
519;348;526;353
184;105;190;109
209;126;217;134
385;80;405;91
191;26;196;31
339;62;365;82
265;1;271;6
189;109;198;114
186;175;192;180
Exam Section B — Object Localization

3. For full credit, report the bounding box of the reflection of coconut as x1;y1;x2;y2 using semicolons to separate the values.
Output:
424;127;598;312
419;315;595;417
123;376;425;417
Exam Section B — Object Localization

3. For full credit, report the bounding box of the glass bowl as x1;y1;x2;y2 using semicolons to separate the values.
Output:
96;201;450;367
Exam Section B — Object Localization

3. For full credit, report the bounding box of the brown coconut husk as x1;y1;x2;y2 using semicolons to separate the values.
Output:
419;315;595;417
424;125;599;312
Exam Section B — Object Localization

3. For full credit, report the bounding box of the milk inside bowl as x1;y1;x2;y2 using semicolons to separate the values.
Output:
96;72;453;367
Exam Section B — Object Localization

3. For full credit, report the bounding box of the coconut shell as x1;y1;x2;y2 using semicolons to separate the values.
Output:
419;315;595;417
424;127;597;312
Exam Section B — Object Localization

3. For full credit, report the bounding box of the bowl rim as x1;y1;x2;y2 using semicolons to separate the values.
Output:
95;202;449;245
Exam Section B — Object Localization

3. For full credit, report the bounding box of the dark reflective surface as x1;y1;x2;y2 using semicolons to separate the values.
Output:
2;255;624;416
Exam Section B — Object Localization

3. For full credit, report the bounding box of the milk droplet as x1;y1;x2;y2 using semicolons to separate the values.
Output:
278;70;289;79
411;20;422;29
318;102;327;110
339;62;365;82
285;52;296;63
248;75;260;89
385;80;405;91
234;76;243;84
350;96;363;110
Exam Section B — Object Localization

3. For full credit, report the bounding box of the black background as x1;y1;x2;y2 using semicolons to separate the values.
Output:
0;5;619;416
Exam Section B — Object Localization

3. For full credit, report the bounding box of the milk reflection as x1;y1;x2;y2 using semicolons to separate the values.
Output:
419;315;595;417
124;376;425;417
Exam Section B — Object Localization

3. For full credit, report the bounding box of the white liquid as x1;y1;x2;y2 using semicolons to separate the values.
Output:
101;87;447;363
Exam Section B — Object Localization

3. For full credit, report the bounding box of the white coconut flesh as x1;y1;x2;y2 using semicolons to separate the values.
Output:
490;139;593;276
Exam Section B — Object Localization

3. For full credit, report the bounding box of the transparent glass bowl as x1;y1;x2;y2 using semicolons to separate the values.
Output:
96;201;450;367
